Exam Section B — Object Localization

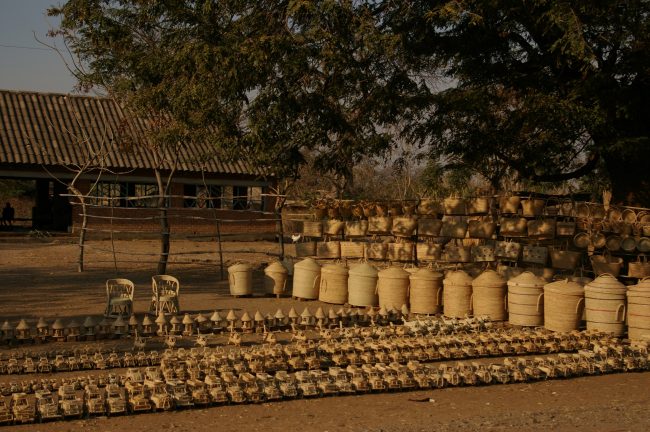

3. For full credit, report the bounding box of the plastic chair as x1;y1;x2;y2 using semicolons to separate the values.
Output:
149;275;180;316
104;278;135;318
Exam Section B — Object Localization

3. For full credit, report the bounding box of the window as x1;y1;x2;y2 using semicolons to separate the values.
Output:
90;182;122;207
127;183;158;208
232;186;248;210
183;184;222;208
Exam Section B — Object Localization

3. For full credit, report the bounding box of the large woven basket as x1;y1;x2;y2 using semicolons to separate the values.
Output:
507;272;545;327
472;270;507;321
228;263;254;296
584;274;626;336
264;261;289;296
590;253;623;277
319;263;349;304
627;277;650;340
443;270;473;318
348;262;379;307
292;258;321;299
629;254;650;278
543;279;584;332
409;268;443;314
377;266;410;310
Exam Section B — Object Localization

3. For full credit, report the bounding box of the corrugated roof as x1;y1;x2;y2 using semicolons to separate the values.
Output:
0;89;265;176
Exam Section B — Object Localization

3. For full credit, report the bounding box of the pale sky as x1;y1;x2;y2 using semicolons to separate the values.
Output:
0;0;78;93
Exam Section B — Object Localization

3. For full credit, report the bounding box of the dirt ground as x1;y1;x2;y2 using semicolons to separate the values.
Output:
1;237;649;431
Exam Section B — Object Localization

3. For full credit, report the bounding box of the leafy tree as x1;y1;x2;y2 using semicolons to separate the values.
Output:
389;0;650;205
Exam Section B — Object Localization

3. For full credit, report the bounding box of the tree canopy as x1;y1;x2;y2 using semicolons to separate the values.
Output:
50;0;650;204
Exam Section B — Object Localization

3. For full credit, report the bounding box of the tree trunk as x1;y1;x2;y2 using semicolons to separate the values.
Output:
603;152;650;208
78;201;87;272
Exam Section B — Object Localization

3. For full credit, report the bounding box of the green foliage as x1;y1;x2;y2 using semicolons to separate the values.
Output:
0;180;35;198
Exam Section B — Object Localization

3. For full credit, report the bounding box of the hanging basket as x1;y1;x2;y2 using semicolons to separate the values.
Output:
499;195;521;214
440;219;468;238
549;247;582;270
340;241;365;259
368;216;392;235
468;218;497;239
467;197;490;215
387;242;414;262
345;220;368;238
590;252;623;277
365;242;388;260
471;244;496;262
417;198;441;216
295;241;317;257
417;218;443;237
521;198;545;217
499;217;528;237
416;243;442;261
323;219;345;236
443;197;467;215
522;245;548;265
494;240;522;261
527;218;556;239
302;221;323;238
629;254;650;279
316;241;341;259
556;218;577;237
442;243;472;263
391;216;418;237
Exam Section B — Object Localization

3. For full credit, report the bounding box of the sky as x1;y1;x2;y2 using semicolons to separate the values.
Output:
0;0;78;93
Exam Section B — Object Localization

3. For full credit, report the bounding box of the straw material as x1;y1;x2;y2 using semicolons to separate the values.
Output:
472;270;507;321
549;248;582;270
264;261;289;295
468;219;496;239
606;235;622;251
573;232;590;248
629;254;650;278
590;253;624;277
499;217;528;237
302;221;323;238
317;241;341;259
365;242;388;260
417;243;442;261
417;218;443;237
323;219;345;236
392;216;418;237
440;220;468;239
295;241;317;257
584;274;626;336
499;195;520;214
527;219;556;239
467;197;490;215
556;219;576;237
387;242;414;262
292;258;321;300
368;216;392;234
348;262;379;307
409;268;443;314
319;263;349;304
377;266;410;310
626;277;650;340
622;208;637;224
543;280;585;332
340;241;365;259
521;199;545;217
443;270;473;318
228;263;254;296
417;198;441;216
443;197;467;215
507;271;545;326
345;220;368;238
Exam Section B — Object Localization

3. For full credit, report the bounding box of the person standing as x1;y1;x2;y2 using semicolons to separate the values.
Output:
2;202;15;226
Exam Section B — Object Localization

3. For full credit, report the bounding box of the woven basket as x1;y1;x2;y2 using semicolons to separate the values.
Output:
468;218;497;239
340;241;365;259
575;202;590;218
627;277;650;340
316;241;341;259
467;197;490;215
591;232;607;249
417;198;441;216
387;242;414;262
621;236;638;252
550;248;582;270
443;197;467;215
495;240;521;261
292;258;321;299
441;219;468;238
471;244;496;262
409;268;443;314
573;232;590;249
605;235;623;251
345;220;368;238
543;279;585;332
377;266;410;310
556;219;576;237
348;262;379;307
368;216;392;235
417;218;443;237
442;243;472;263
507;272;545;327
416;243;442;261
522;245;548;265
584;275;626;336
521;198;545;217
589;204;606;220
264;261;289;295
228;263;254;296
622;208;637;224
472;270;507;321
295;241;317;257
302;221;323;238
590;253;623;277
527;218;556;239
499;217;528;237
365;243;388;260
323;219;344;236
392;216;418;237
443;270;473;318
499;195;520;214
319;263;349;304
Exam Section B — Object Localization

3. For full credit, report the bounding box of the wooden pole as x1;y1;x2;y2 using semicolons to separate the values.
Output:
217;219;224;280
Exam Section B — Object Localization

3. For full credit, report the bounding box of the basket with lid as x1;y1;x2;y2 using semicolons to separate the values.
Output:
627;277;650;340
472;270;507;321
377;266;410;310
409;268;443;315
264;261;289;296
319;263;349;305
348;262;379;307
507;271;545;326
584;274;626;336
443;270;473;318
228;263;254;296
543;279;585;332
292;258;321;300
